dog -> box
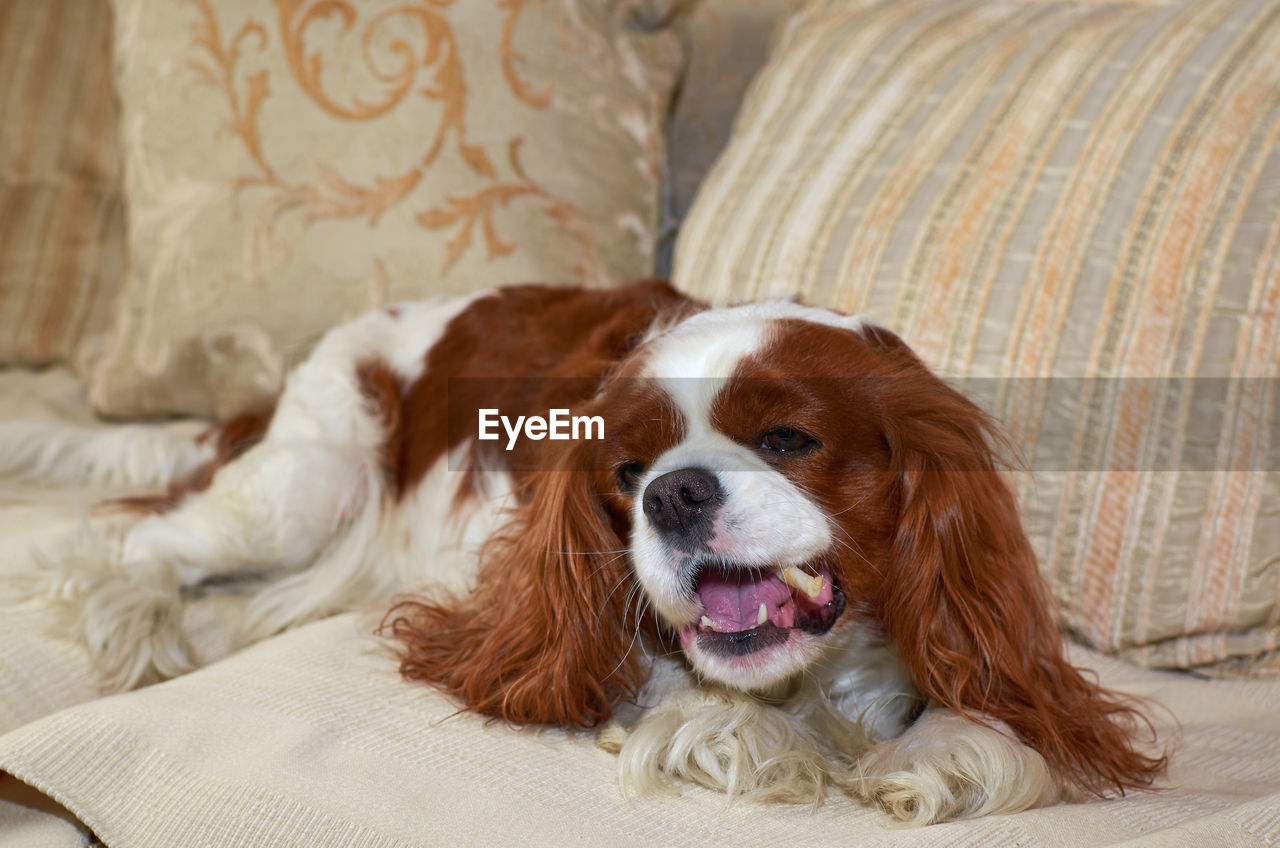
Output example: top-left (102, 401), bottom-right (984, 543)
top-left (1, 280), bottom-right (1164, 824)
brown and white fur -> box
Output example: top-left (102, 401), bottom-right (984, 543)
top-left (1, 281), bottom-right (1164, 824)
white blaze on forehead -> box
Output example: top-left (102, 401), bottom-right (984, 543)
top-left (642, 312), bottom-right (766, 430)
top-left (641, 299), bottom-right (867, 430)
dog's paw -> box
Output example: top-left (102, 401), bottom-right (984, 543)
top-left (613, 688), bottom-right (839, 806)
top-left (71, 570), bottom-right (196, 691)
top-left (28, 526), bottom-right (197, 692)
top-left (846, 754), bottom-right (984, 825)
top-left (594, 719), bottom-right (630, 755)
top-left (843, 710), bottom-right (1063, 825)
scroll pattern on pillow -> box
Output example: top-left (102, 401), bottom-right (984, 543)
top-left (674, 0), bottom-right (1280, 671)
top-left (94, 0), bottom-right (680, 417)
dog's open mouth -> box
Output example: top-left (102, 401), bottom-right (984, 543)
top-left (682, 562), bottom-right (845, 658)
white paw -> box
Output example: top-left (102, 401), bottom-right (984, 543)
top-left (29, 526), bottom-right (196, 692)
top-left (847, 755), bottom-right (984, 824)
top-left (609, 685), bottom-right (877, 806)
top-left (844, 710), bottom-right (1062, 825)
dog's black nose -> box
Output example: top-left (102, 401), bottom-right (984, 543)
top-left (643, 467), bottom-right (723, 546)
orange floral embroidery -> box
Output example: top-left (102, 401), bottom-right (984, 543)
top-left (416, 138), bottom-right (593, 272)
top-left (186, 7), bottom-right (276, 187)
top-left (499, 0), bottom-right (552, 108)
top-left (186, 0), bottom-right (589, 272)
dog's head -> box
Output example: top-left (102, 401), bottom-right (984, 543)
top-left (599, 303), bottom-right (901, 691)
top-left (388, 301), bottom-right (1162, 796)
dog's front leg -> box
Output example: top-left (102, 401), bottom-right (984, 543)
top-left (599, 661), bottom-right (875, 805)
top-left (844, 707), bottom-right (1069, 825)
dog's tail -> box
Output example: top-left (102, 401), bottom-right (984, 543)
top-left (0, 419), bottom-right (212, 489)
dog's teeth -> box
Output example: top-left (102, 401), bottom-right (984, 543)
top-left (758, 603), bottom-right (767, 626)
top-left (780, 565), bottom-right (824, 599)
top-left (809, 575), bottom-right (824, 598)
top-left (700, 615), bottom-right (715, 630)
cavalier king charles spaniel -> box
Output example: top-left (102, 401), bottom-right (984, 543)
top-left (3, 280), bottom-right (1164, 824)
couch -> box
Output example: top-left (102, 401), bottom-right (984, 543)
top-left (1, 1), bottom-right (1278, 845)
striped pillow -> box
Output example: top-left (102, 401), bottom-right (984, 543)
top-left (0, 0), bottom-right (124, 365)
top-left (673, 0), bottom-right (1280, 671)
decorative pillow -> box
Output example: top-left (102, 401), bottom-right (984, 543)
top-left (92, 0), bottom-right (680, 418)
top-left (0, 0), bottom-right (124, 365)
top-left (673, 0), bottom-right (1280, 671)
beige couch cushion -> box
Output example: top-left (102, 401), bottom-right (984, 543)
top-left (673, 0), bottom-right (1280, 672)
top-left (90, 0), bottom-right (681, 417)
top-left (0, 0), bottom-right (124, 365)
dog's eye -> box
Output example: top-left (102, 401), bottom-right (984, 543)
top-left (760, 427), bottom-right (816, 455)
top-left (616, 461), bottom-right (646, 493)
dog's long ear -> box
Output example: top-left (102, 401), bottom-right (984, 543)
top-left (384, 447), bottom-right (644, 727)
top-left (878, 372), bottom-right (1165, 796)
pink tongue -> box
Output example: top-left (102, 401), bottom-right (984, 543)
top-left (697, 570), bottom-right (792, 632)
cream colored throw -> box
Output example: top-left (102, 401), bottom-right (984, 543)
top-left (673, 0), bottom-right (1280, 672)
top-left (0, 610), bottom-right (1278, 847)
